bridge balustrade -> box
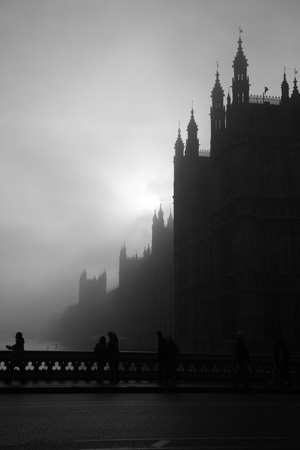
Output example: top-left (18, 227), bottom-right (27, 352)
top-left (0, 351), bottom-right (299, 382)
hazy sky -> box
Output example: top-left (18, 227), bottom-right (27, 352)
top-left (0, 0), bottom-right (299, 331)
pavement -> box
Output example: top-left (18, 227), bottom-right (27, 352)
top-left (1, 378), bottom-right (300, 394)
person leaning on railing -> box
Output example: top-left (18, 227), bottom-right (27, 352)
top-left (5, 332), bottom-right (28, 384)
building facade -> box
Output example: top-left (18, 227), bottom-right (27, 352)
top-left (174, 36), bottom-right (300, 354)
top-left (118, 206), bottom-right (174, 350)
top-left (69, 206), bottom-right (174, 350)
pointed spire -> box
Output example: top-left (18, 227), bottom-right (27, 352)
top-left (281, 67), bottom-right (289, 103)
top-left (185, 108), bottom-right (199, 157)
top-left (80, 269), bottom-right (87, 280)
top-left (120, 243), bottom-right (127, 259)
top-left (291, 68), bottom-right (300, 101)
top-left (187, 107), bottom-right (198, 134)
top-left (187, 107), bottom-right (198, 132)
top-left (227, 87), bottom-right (231, 105)
top-left (214, 62), bottom-right (220, 84)
top-left (211, 62), bottom-right (224, 99)
top-left (167, 210), bottom-right (174, 229)
top-left (211, 64), bottom-right (225, 139)
top-left (233, 29), bottom-right (248, 69)
top-left (158, 204), bottom-right (164, 222)
top-left (174, 124), bottom-right (184, 157)
top-left (232, 29), bottom-right (249, 104)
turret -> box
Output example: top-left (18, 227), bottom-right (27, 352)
top-left (119, 244), bottom-right (127, 264)
top-left (143, 243), bottom-right (151, 258)
top-left (152, 205), bottom-right (166, 255)
top-left (80, 269), bottom-right (87, 281)
top-left (232, 30), bottom-right (250, 104)
top-left (167, 210), bottom-right (174, 231)
top-left (119, 244), bottom-right (127, 288)
top-left (185, 108), bottom-right (199, 158)
top-left (281, 69), bottom-right (289, 104)
top-left (291, 69), bottom-right (300, 104)
top-left (227, 88), bottom-right (231, 106)
top-left (157, 204), bottom-right (164, 223)
top-left (174, 126), bottom-right (184, 157)
top-left (210, 64), bottom-right (225, 137)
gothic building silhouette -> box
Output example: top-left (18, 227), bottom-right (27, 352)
top-left (118, 206), bottom-right (173, 349)
top-left (174, 35), bottom-right (300, 353)
top-left (75, 206), bottom-right (173, 350)
top-left (58, 34), bottom-right (300, 355)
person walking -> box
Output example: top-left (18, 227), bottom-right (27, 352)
top-left (166, 336), bottom-right (179, 382)
top-left (233, 331), bottom-right (250, 387)
top-left (157, 331), bottom-right (168, 383)
top-left (279, 340), bottom-right (292, 386)
top-left (94, 336), bottom-right (107, 383)
top-left (270, 340), bottom-right (280, 384)
top-left (107, 331), bottom-right (120, 384)
top-left (5, 332), bottom-right (28, 384)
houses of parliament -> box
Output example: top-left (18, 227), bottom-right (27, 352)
top-left (59, 35), bottom-right (300, 354)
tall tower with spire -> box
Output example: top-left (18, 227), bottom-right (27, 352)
top-left (291, 69), bottom-right (300, 103)
top-left (174, 126), bottom-right (184, 158)
top-left (173, 31), bottom-right (300, 354)
top-left (152, 205), bottom-right (173, 257)
top-left (173, 107), bottom-right (210, 351)
top-left (185, 108), bottom-right (199, 158)
top-left (117, 204), bottom-right (174, 350)
top-left (281, 69), bottom-right (289, 104)
top-left (210, 63), bottom-right (225, 155)
top-left (232, 30), bottom-right (249, 105)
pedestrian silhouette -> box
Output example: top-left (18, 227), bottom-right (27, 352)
top-left (166, 336), bottom-right (179, 383)
top-left (233, 331), bottom-right (250, 387)
top-left (157, 331), bottom-right (168, 383)
top-left (107, 331), bottom-right (119, 384)
top-left (5, 332), bottom-right (28, 384)
top-left (279, 340), bottom-right (292, 386)
top-left (94, 336), bottom-right (107, 383)
top-left (270, 340), bottom-right (280, 384)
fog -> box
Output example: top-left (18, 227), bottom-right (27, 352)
top-left (0, 0), bottom-right (299, 333)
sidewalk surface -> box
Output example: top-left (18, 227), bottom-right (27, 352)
top-left (1, 379), bottom-right (299, 394)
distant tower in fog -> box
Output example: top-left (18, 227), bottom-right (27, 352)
top-left (118, 206), bottom-right (174, 349)
top-left (79, 269), bottom-right (106, 306)
top-left (152, 205), bottom-right (173, 257)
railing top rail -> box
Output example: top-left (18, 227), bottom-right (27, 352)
top-left (2, 350), bottom-right (300, 361)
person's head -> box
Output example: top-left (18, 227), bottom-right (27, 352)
top-left (99, 336), bottom-right (106, 344)
top-left (108, 331), bottom-right (118, 342)
top-left (157, 331), bottom-right (162, 338)
top-left (15, 332), bottom-right (23, 340)
top-left (236, 331), bottom-right (244, 341)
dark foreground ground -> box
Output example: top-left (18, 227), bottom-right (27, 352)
top-left (1, 381), bottom-right (300, 450)
top-left (0, 377), bottom-right (299, 393)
